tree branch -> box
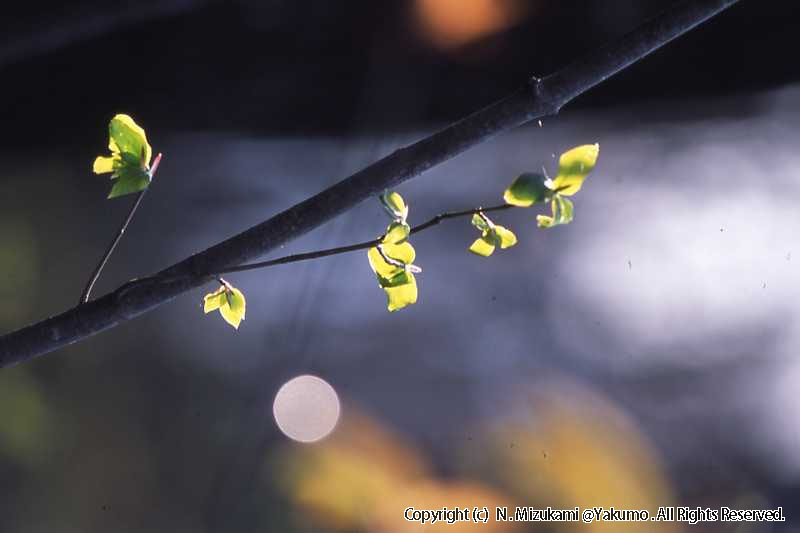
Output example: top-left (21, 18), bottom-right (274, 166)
top-left (0, 0), bottom-right (740, 368)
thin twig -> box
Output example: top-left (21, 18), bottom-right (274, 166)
top-left (0, 0), bottom-right (741, 368)
top-left (79, 153), bottom-right (163, 303)
top-left (205, 203), bottom-right (513, 276)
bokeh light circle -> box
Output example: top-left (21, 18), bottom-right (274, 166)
top-left (273, 375), bottom-right (340, 443)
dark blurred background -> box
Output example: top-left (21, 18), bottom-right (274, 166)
top-left (1, 1), bottom-right (799, 532)
top-left (2, 0), bottom-right (799, 143)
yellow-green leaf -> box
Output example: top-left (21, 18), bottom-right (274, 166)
top-left (382, 222), bottom-right (410, 244)
top-left (503, 173), bottom-right (550, 207)
top-left (495, 225), bottom-right (517, 248)
top-left (468, 212), bottom-right (516, 256)
top-left (203, 283), bottom-right (246, 329)
top-left (367, 242), bottom-right (416, 279)
top-left (537, 196), bottom-right (574, 228)
top-left (471, 213), bottom-right (491, 231)
top-left (550, 144), bottom-right (599, 196)
top-left (107, 166), bottom-right (151, 198)
top-left (93, 114), bottom-right (155, 198)
top-left (559, 196), bottom-right (574, 223)
top-left (469, 235), bottom-right (496, 257)
top-left (380, 271), bottom-right (417, 312)
top-left (203, 288), bottom-right (226, 313)
top-left (219, 288), bottom-right (246, 329)
top-left (92, 156), bottom-right (116, 174)
top-left (379, 191), bottom-right (408, 221)
top-left (109, 114), bottom-right (152, 168)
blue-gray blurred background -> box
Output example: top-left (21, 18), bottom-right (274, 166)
top-left (1, 1), bottom-right (799, 532)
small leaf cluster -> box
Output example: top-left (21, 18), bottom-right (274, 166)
top-left (203, 279), bottom-right (247, 329)
top-left (364, 144), bottom-right (599, 312)
top-left (468, 212), bottom-right (517, 257)
top-left (367, 192), bottom-right (421, 312)
top-left (91, 114), bottom-right (254, 331)
top-left (503, 144), bottom-right (599, 227)
top-left (93, 114), bottom-right (153, 198)
top-left (188, 143), bottom-right (599, 325)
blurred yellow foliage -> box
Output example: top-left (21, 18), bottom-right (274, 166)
top-left (0, 220), bottom-right (39, 325)
top-left (275, 412), bottom-right (520, 532)
top-left (0, 367), bottom-right (52, 466)
top-left (482, 382), bottom-right (679, 533)
top-left (274, 381), bottom-right (679, 533)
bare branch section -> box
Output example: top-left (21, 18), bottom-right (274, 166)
top-left (0, 0), bottom-right (740, 368)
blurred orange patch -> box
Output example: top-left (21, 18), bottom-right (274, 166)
top-left (274, 411), bottom-right (521, 532)
top-left (414, 0), bottom-right (529, 50)
top-left (273, 382), bottom-right (679, 533)
top-left (480, 381), bottom-right (680, 532)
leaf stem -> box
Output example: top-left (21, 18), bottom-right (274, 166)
top-left (79, 153), bottom-right (163, 303)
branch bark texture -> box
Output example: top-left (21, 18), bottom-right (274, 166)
top-left (0, 0), bottom-right (740, 368)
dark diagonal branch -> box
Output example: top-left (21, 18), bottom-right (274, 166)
top-left (0, 0), bottom-right (740, 368)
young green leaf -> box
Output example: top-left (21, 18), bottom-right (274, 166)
top-left (468, 212), bottom-right (517, 257)
top-left (382, 221), bottom-right (410, 244)
top-left (368, 246), bottom-right (420, 311)
top-left (221, 288), bottom-right (247, 329)
top-left (379, 191), bottom-right (409, 222)
top-left (368, 242), bottom-right (417, 279)
top-left (537, 196), bottom-right (574, 228)
top-left (550, 143), bottom-right (599, 196)
top-left (203, 289), bottom-right (226, 313)
top-left (203, 281), bottom-right (247, 329)
top-left (93, 114), bottom-right (153, 199)
top-left (108, 165), bottom-right (152, 198)
top-left (469, 235), bottom-right (498, 257)
top-left (378, 271), bottom-right (418, 312)
top-left (471, 213), bottom-right (491, 232)
top-left (503, 173), bottom-right (550, 207)
top-left (369, 192), bottom-right (420, 311)
top-left (494, 225), bottom-right (518, 248)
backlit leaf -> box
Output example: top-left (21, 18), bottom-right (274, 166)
top-left (109, 114), bottom-right (152, 167)
top-left (471, 213), bottom-right (490, 232)
top-left (495, 225), bottom-right (517, 248)
top-left (220, 288), bottom-right (246, 329)
top-left (469, 235), bottom-right (496, 257)
top-left (107, 166), bottom-right (151, 198)
top-left (203, 288), bottom-right (226, 313)
top-left (503, 173), bottom-right (550, 207)
top-left (382, 222), bottom-right (410, 244)
top-left (93, 114), bottom-right (154, 198)
top-left (92, 156), bottom-right (116, 174)
top-left (203, 282), bottom-right (246, 329)
top-left (559, 196), bottom-right (574, 223)
top-left (367, 242), bottom-right (416, 280)
top-left (468, 212), bottom-right (517, 256)
top-left (381, 271), bottom-right (418, 312)
top-left (379, 191), bottom-right (408, 222)
top-left (537, 196), bottom-right (574, 228)
top-left (550, 144), bottom-right (599, 196)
